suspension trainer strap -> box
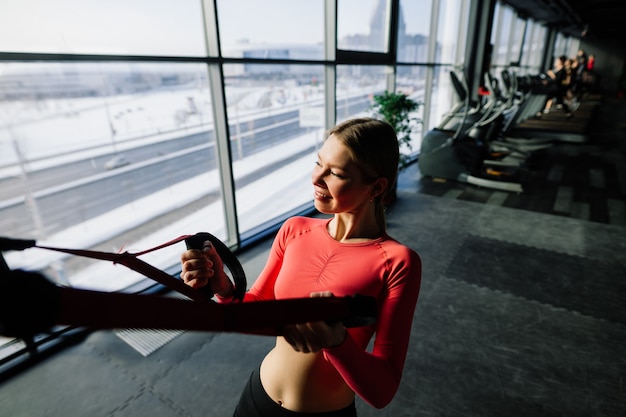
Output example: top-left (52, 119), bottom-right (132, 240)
top-left (27, 233), bottom-right (247, 303)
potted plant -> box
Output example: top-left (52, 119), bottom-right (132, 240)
top-left (371, 90), bottom-right (422, 169)
top-left (370, 90), bottom-right (422, 203)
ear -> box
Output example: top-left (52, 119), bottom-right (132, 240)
top-left (370, 177), bottom-right (389, 198)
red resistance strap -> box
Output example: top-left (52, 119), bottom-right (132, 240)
top-left (37, 235), bottom-right (209, 301)
top-left (35, 232), bottom-right (248, 302)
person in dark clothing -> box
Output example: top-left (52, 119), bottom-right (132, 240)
top-left (573, 49), bottom-right (588, 96)
top-left (538, 55), bottom-right (572, 118)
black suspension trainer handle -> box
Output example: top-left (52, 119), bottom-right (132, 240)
top-left (184, 232), bottom-right (247, 302)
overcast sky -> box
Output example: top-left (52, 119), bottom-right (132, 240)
top-left (0, 0), bottom-right (432, 55)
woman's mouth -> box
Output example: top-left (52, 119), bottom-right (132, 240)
top-left (314, 191), bottom-right (331, 200)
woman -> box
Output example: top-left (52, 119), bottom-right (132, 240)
top-left (181, 118), bottom-right (422, 416)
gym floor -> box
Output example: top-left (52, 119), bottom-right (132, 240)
top-left (0, 98), bottom-right (624, 416)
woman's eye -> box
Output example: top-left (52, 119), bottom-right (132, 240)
top-left (315, 161), bottom-right (345, 179)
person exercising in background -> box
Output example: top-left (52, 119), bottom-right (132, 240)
top-left (573, 49), bottom-right (588, 98)
top-left (539, 55), bottom-right (573, 118)
top-left (181, 118), bottom-right (422, 416)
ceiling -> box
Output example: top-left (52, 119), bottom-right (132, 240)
top-left (501, 0), bottom-right (626, 48)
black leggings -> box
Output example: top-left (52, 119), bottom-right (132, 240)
top-left (233, 367), bottom-right (357, 417)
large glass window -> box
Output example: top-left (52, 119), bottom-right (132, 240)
top-left (566, 38), bottom-right (581, 60)
top-left (491, 2), bottom-right (515, 67)
top-left (222, 64), bottom-right (325, 237)
top-left (217, 0), bottom-right (325, 59)
top-left (554, 33), bottom-right (570, 58)
top-left (508, 16), bottom-right (526, 65)
top-left (426, 0), bottom-right (470, 130)
top-left (0, 0), bottom-right (540, 295)
top-left (396, 66), bottom-right (426, 153)
top-left (1, 62), bottom-right (220, 291)
top-left (427, 65), bottom-right (459, 130)
top-left (397, 0), bottom-right (432, 63)
top-left (0, 0), bottom-right (206, 56)
top-left (336, 65), bottom-right (388, 123)
top-left (520, 20), bottom-right (546, 74)
top-left (435, 0), bottom-right (468, 64)
top-left (338, 0), bottom-right (390, 53)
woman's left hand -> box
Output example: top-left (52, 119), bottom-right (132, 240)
top-left (282, 291), bottom-right (347, 353)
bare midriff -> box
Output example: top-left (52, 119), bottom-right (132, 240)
top-left (259, 337), bottom-right (355, 412)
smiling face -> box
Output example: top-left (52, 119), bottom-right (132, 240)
top-left (312, 134), bottom-right (376, 215)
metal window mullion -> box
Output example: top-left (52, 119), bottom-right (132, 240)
top-left (541, 28), bottom-right (557, 71)
top-left (421, 0), bottom-right (440, 133)
top-left (386, 0), bottom-right (397, 93)
top-left (388, 0), bottom-right (399, 62)
top-left (464, 0), bottom-right (496, 104)
top-left (388, 0), bottom-right (399, 93)
top-left (324, 0), bottom-right (336, 62)
top-left (325, 0), bottom-right (337, 129)
top-left (202, 0), bottom-right (238, 248)
top-left (201, 0), bottom-right (220, 57)
top-left (207, 64), bottom-right (238, 248)
top-left (325, 65), bottom-right (337, 130)
top-left (386, 64), bottom-right (395, 94)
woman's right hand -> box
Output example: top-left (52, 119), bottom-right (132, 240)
top-left (180, 241), bottom-right (233, 297)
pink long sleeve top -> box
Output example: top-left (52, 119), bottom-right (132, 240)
top-left (236, 216), bottom-right (421, 408)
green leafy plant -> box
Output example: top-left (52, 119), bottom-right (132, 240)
top-left (371, 91), bottom-right (422, 170)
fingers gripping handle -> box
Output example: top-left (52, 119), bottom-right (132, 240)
top-left (184, 233), bottom-right (246, 302)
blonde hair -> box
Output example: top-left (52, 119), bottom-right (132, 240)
top-left (326, 118), bottom-right (399, 230)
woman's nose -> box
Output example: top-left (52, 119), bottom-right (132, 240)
top-left (311, 167), bottom-right (326, 185)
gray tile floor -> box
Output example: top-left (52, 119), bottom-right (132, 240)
top-left (1, 100), bottom-right (625, 416)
